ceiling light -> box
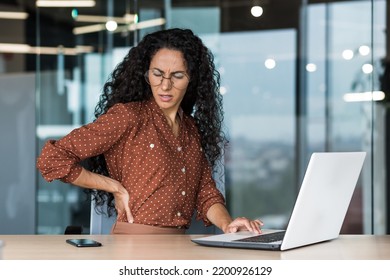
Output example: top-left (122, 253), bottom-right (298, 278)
top-left (36, 1), bottom-right (96, 8)
top-left (0, 11), bottom-right (29, 20)
top-left (105, 20), bottom-right (118, 32)
top-left (306, 63), bottom-right (317, 72)
top-left (359, 45), bottom-right (370, 56)
top-left (120, 18), bottom-right (166, 32)
top-left (73, 23), bottom-right (105, 35)
top-left (342, 49), bottom-right (354, 60)
top-left (74, 17), bottom-right (165, 35)
top-left (343, 91), bottom-right (385, 102)
top-left (251, 6), bottom-right (263, 17)
top-left (219, 86), bottom-right (228, 95)
top-left (125, 13), bottom-right (136, 23)
top-left (362, 63), bottom-right (373, 74)
top-left (0, 43), bottom-right (93, 55)
top-left (264, 58), bottom-right (276, 69)
top-left (71, 13), bottom-right (140, 35)
top-left (0, 43), bottom-right (31, 53)
top-left (74, 14), bottom-right (135, 24)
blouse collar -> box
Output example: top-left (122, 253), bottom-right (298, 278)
top-left (145, 98), bottom-right (184, 121)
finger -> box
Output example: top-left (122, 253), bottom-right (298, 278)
top-left (226, 225), bottom-right (238, 233)
top-left (252, 219), bottom-right (263, 228)
top-left (237, 218), bottom-right (262, 233)
top-left (245, 221), bottom-right (255, 232)
top-left (125, 207), bottom-right (134, 223)
top-left (250, 221), bottom-right (262, 234)
top-left (116, 208), bottom-right (125, 218)
top-left (238, 218), bottom-right (256, 232)
top-left (226, 218), bottom-right (249, 233)
top-left (255, 219), bottom-right (264, 226)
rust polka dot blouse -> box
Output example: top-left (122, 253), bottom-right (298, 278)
top-left (37, 99), bottom-right (225, 228)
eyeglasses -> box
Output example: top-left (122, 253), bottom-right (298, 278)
top-left (144, 69), bottom-right (190, 90)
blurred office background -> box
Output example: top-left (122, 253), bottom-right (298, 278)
top-left (0, 0), bottom-right (388, 235)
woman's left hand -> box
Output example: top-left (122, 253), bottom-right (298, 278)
top-left (223, 217), bottom-right (263, 234)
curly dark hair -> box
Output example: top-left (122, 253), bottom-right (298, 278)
top-left (86, 28), bottom-right (226, 216)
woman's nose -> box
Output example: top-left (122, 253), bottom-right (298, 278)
top-left (161, 76), bottom-right (173, 90)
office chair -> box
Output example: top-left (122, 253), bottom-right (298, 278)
top-left (89, 199), bottom-right (116, 234)
top-left (64, 225), bottom-right (83, 234)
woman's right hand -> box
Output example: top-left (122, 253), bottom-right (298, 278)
top-left (72, 168), bottom-right (134, 223)
top-left (113, 184), bottom-right (134, 223)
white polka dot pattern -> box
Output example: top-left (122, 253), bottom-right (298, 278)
top-left (37, 99), bottom-right (225, 228)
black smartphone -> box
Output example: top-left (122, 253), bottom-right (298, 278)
top-left (66, 239), bottom-right (102, 248)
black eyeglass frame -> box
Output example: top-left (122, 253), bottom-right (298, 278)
top-left (144, 69), bottom-right (190, 89)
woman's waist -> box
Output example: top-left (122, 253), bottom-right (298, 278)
top-left (111, 221), bottom-right (187, 234)
top-left (118, 215), bottom-right (191, 228)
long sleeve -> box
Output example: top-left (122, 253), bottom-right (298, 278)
top-left (36, 103), bottom-right (134, 183)
top-left (195, 156), bottom-right (226, 226)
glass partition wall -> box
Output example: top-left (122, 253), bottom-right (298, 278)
top-left (304, 0), bottom-right (387, 234)
top-left (25, 0), bottom-right (388, 234)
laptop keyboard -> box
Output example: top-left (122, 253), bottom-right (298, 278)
top-left (235, 231), bottom-right (286, 243)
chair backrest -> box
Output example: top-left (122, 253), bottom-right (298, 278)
top-left (90, 199), bottom-right (116, 234)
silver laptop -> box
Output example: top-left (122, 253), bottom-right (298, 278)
top-left (192, 152), bottom-right (366, 251)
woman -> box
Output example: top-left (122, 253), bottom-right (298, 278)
top-left (37, 28), bottom-right (262, 234)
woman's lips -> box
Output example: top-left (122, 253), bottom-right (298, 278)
top-left (159, 94), bottom-right (173, 102)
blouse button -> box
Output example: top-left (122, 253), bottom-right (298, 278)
top-left (150, 143), bottom-right (155, 149)
top-left (177, 146), bottom-right (182, 152)
top-left (181, 191), bottom-right (186, 196)
top-left (177, 212), bottom-right (182, 217)
top-left (181, 167), bottom-right (186, 173)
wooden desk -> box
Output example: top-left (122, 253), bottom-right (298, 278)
top-left (1, 234), bottom-right (389, 260)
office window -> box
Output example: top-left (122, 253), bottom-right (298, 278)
top-left (305, 0), bottom-right (386, 233)
top-left (219, 30), bottom-right (297, 228)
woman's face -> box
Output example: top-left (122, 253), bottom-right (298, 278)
top-left (146, 48), bottom-right (190, 115)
